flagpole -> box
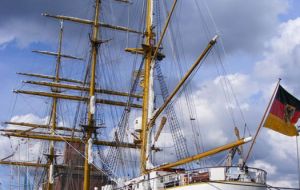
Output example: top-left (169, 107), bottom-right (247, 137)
top-left (296, 136), bottom-right (300, 189)
top-left (244, 79), bottom-right (281, 164)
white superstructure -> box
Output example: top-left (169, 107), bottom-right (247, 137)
top-left (116, 166), bottom-right (267, 190)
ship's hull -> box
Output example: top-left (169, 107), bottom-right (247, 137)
top-left (167, 181), bottom-right (267, 190)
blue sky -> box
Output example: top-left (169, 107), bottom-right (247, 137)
top-left (1, 0), bottom-right (300, 188)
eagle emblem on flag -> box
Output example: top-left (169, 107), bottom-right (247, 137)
top-left (284, 104), bottom-right (296, 124)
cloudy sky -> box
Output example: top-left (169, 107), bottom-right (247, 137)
top-left (1, 0), bottom-right (300, 189)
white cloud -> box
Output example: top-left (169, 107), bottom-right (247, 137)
top-left (267, 130), bottom-right (297, 160)
top-left (0, 136), bottom-right (12, 159)
top-left (251, 160), bottom-right (277, 175)
top-left (0, 31), bottom-right (14, 47)
top-left (0, 114), bottom-right (48, 162)
top-left (254, 17), bottom-right (300, 94)
top-left (213, 73), bottom-right (259, 102)
top-left (189, 97), bottom-right (228, 146)
top-left (8, 113), bottom-right (48, 130)
top-left (0, 0), bottom-right (91, 48)
top-left (174, 0), bottom-right (289, 56)
top-left (0, 19), bottom-right (56, 48)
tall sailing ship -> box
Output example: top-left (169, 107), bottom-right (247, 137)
top-left (1, 0), bottom-right (298, 189)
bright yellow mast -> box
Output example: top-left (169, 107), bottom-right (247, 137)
top-left (137, 0), bottom-right (253, 174)
top-left (0, 0), bottom-right (252, 187)
top-left (84, 0), bottom-right (101, 189)
top-left (46, 20), bottom-right (64, 190)
top-left (1, 1), bottom-right (146, 189)
top-left (140, 0), bottom-right (155, 174)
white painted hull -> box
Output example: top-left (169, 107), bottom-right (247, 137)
top-left (167, 181), bottom-right (267, 190)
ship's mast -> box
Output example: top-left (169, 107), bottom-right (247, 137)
top-left (46, 20), bottom-right (64, 190)
top-left (84, 0), bottom-right (101, 189)
top-left (140, 0), bottom-right (155, 174)
top-left (147, 0), bottom-right (156, 170)
top-left (137, 0), bottom-right (245, 174)
top-left (1, 0), bottom-right (146, 189)
top-left (0, 0), bottom-right (254, 187)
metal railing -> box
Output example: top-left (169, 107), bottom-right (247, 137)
top-left (115, 166), bottom-right (267, 190)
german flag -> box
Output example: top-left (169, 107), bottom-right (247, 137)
top-left (264, 85), bottom-right (300, 136)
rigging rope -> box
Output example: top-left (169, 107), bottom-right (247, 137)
top-left (198, 0), bottom-right (252, 137)
top-left (164, 0), bottom-right (214, 168)
top-left (101, 0), bottom-right (147, 179)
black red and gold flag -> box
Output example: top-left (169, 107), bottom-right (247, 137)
top-left (264, 85), bottom-right (300, 136)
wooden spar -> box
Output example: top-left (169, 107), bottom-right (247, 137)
top-left (84, 0), bottom-right (100, 189)
top-left (125, 47), bottom-right (165, 61)
top-left (13, 90), bottom-right (142, 108)
top-left (154, 117), bottom-right (167, 142)
top-left (234, 127), bottom-right (244, 158)
top-left (4, 121), bottom-right (82, 133)
top-left (46, 20), bottom-right (64, 190)
top-left (2, 132), bottom-right (142, 149)
top-left (125, 48), bottom-right (145, 55)
top-left (114, 0), bottom-right (131, 4)
top-left (148, 35), bottom-right (218, 128)
top-left (139, 0), bottom-right (154, 175)
top-left (0, 160), bottom-right (103, 170)
top-left (42, 13), bottom-right (142, 34)
top-left (149, 137), bottom-right (252, 171)
top-left (0, 129), bottom-right (53, 135)
top-left (0, 160), bottom-right (119, 176)
top-left (32, 50), bottom-right (83, 60)
top-left (17, 72), bottom-right (83, 84)
top-left (0, 160), bottom-right (48, 168)
top-left (23, 80), bottom-right (143, 99)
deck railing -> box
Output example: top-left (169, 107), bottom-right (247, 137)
top-left (115, 166), bottom-right (267, 190)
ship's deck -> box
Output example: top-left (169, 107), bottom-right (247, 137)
top-left (115, 166), bottom-right (267, 190)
